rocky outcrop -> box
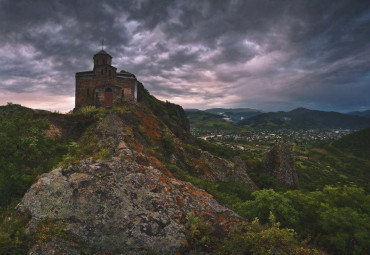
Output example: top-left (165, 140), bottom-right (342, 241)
top-left (18, 158), bottom-right (241, 254)
top-left (137, 82), bottom-right (191, 142)
top-left (194, 151), bottom-right (258, 190)
top-left (262, 143), bottom-right (298, 188)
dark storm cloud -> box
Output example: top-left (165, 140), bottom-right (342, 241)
top-left (0, 0), bottom-right (370, 111)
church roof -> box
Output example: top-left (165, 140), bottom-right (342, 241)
top-left (94, 50), bottom-right (112, 58)
top-left (75, 71), bottom-right (95, 77)
top-left (117, 70), bottom-right (136, 79)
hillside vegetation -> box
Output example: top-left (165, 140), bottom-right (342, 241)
top-left (185, 110), bottom-right (238, 130)
top-left (186, 107), bottom-right (370, 132)
top-left (0, 94), bottom-right (369, 254)
top-left (239, 108), bottom-right (370, 130)
top-left (333, 127), bottom-right (370, 158)
top-left (0, 100), bottom-right (314, 253)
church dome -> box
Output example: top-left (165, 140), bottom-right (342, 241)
top-left (93, 50), bottom-right (112, 67)
top-left (94, 50), bottom-right (112, 58)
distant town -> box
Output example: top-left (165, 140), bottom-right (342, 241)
top-left (192, 128), bottom-right (354, 153)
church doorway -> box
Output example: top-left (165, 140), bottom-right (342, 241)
top-left (104, 88), bottom-right (113, 107)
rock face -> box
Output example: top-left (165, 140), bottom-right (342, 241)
top-left (261, 143), bottom-right (299, 188)
top-left (18, 158), bottom-right (241, 254)
top-left (194, 151), bottom-right (257, 190)
top-left (137, 82), bottom-right (191, 142)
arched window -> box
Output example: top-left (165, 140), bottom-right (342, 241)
top-left (109, 70), bottom-right (111, 76)
top-left (101, 69), bottom-right (103, 75)
top-left (105, 88), bottom-right (112, 92)
top-left (87, 88), bottom-right (89, 96)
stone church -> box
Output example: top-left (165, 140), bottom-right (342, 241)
top-left (75, 50), bottom-right (137, 108)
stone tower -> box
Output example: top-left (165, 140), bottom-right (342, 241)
top-left (75, 50), bottom-right (137, 108)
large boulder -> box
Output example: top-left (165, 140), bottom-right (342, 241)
top-left (194, 151), bottom-right (258, 190)
top-left (261, 143), bottom-right (299, 188)
top-left (18, 158), bottom-right (241, 254)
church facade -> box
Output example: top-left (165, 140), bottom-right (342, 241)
top-left (75, 50), bottom-right (137, 108)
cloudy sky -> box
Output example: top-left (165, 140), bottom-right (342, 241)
top-left (0, 0), bottom-right (369, 112)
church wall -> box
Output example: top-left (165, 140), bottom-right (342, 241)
top-left (75, 76), bottom-right (96, 108)
top-left (75, 74), bottom-right (136, 108)
top-left (116, 77), bottom-right (136, 102)
top-left (94, 86), bottom-right (123, 107)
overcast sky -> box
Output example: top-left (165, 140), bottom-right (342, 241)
top-left (0, 0), bottom-right (369, 112)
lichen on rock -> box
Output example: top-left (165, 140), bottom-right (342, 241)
top-left (18, 158), bottom-right (241, 254)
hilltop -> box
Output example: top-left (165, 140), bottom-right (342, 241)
top-left (0, 86), bottom-right (316, 254)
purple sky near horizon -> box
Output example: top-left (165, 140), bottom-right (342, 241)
top-left (0, 0), bottom-right (369, 113)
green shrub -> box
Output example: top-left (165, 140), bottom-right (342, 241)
top-left (162, 132), bottom-right (174, 158)
top-left (216, 215), bottom-right (316, 255)
top-left (0, 106), bottom-right (69, 207)
top-left (186, 213), bottom-right (215, 252)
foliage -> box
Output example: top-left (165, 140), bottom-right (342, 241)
top-left (185, 110), bottom-right (238, 130)
top-left (195, 138), bottom-right (239, 160)
top-left (235, 189), bottom-right (299, 227)
top-left (302, 144), bottom-right (370, 192)
top-left (74, 105), bottom-right (97, 115)
top-left (162, 132), bottom-right (174, 158)
top-left (72, 105), bottom-right (105, 120)
top-left (216, 215), bottom-right (316, 255)
top-left (235, 185), bottom-right (370, 254)
top-left (0, 205), bottom-right (31, 254)
top-left (0, 206), bottom-right (86, 255)
top-left (185, 213), bottom-right (215, 252)
top-left (0, 105), bottom-right (70, 207)
top-left (184, 212), bottom-right (315, 255)
top-left (332, 127), bottom-right (370, 158)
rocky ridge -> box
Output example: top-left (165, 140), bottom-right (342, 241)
top-left (18, 108), bottom-right (249, 254)
top-left (14, 86), bottom-right (302, 253)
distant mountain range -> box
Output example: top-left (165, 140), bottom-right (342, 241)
top-left (240, 108), bottom-right (370, 129)
top-left (185, 107), bottom-right (370, 130)
top-left (347, 110), bottom-right (370, 118)
top-left (185, 108), bottom-right (263, 123)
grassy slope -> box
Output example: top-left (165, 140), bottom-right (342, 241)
top-left (295, 128), bottom-right (370, 191)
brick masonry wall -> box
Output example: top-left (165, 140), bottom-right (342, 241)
top-left (75, 68), bottom-right (136, 108)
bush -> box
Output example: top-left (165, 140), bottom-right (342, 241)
top-left (0, 106), bottom-right (69, 207)
top-left (186, 213), bottom-right (215, 252)
top-left (235, 185), bottom-right (370, 254)
top-left (162, 132), bottom-right (174, 158)
top-left (216, 215), bottom-right (316, 255)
